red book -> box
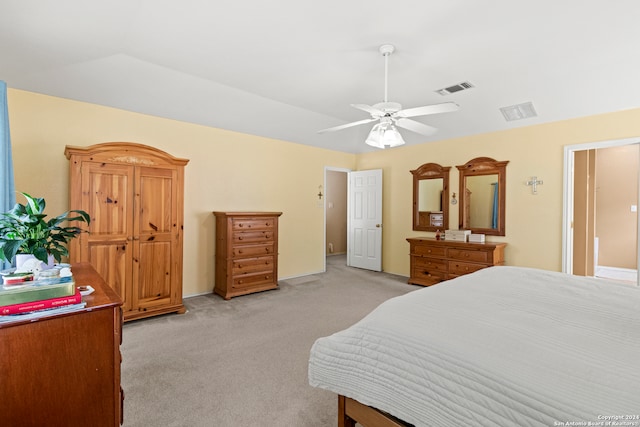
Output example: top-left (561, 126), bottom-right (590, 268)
top-left (0, 289), bottom-right (82, 315)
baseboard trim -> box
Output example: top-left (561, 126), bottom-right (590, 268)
top-left (595, 265), bottom-right (637, 282)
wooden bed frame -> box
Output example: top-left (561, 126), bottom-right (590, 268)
top-left (338, 395), bottom-right (413, 427)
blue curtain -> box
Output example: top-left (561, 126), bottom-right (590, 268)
top-left (491, 182), bottom-right (498, 229)
top-left (1, 81), bottom-right (16, 269)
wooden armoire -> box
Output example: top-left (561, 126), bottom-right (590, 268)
top-left (65, 142), bottom-right (189, 321)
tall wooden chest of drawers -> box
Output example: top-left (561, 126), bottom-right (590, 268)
top-left (407, 237), bottom-right (506, 286)
top-left (213, 212), bottom-right (282, 299)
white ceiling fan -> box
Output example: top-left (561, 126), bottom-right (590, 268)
top-left (318, 44), bottom-right (460, 148)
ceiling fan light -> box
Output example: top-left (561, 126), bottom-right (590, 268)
top-left (365, 123), bottom-right (405, 149)
top-left (384, 125), bottom-right (405, 147)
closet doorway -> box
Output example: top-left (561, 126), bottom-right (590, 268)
top-left (563, 138), bottom-right (639, 285)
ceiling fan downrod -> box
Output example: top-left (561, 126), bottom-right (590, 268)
top-left (379, 44), bottom-right (395, 104)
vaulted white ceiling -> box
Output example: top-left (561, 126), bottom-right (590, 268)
top-left (2, 1), bottom-right (639, 153)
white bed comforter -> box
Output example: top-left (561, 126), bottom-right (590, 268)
top-left (308, 266), bottom-right (640, 427)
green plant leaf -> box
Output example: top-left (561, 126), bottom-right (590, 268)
top-left (0, 191), bottom-right (90, 264)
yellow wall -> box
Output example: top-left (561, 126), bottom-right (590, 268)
top-left (8, 88), bottom-right (640, 296)
top-left (7, 89), bottom-right (355, 296)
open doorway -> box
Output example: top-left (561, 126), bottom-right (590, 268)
top-left (563, 138), bottom-right (640, 285)
top-left (324, 168), bottom-right (349, 271)
top-left (323, 166), bottom-right (384, 273)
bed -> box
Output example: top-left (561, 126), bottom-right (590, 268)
top-left (308, 266), bottom-right (640, 427)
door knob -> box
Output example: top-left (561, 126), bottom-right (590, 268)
top-left (376, 224), bottom-right (382, 228)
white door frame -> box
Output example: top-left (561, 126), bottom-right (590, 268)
top-left (323, 166), bottom-right (351, 273)
top-left (562, 137), bottom-right (640, 284)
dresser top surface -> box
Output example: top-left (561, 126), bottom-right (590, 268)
top-left (407, 237), bottom-right (507, 249)
top-left (213, 211), bottom-right (282, 217)
top-left (0, 263), bottom-right (122, 329)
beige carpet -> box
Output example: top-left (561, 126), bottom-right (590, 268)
top-left (121, 255), bottom-right (418, 426)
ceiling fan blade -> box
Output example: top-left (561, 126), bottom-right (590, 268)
top-left (395, 102), bottom-right (460, 118)
top-left (317, 117), bottom-right (377, 134)
top-left (351, 104), bottom-right (385, 117)
top-left (395, 118), bottom-right (438, 136)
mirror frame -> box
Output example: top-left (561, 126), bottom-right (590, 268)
top-left (457, 157), bottom-right (509, 236)
top-left (411, 162), bottom-right (451, 232)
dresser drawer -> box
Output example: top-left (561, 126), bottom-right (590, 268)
top-left (232, 243), bottom-right (274, 258)
top-left (411, 245), bottom-right (446, 258)
top-left (410, 268), bottom-right (445, 286)
top-left (232, 256), bottom-right (274, 275)
top-left (233, 273), bottom-right (275, 290)
top-left (232, 217), bottom-right (275, 231)
top-left (448, 249), bottom-right (489, 263)
top-left (234, 230), bottom-right (274, 244)
top-left (413, 256), bottom-right (447, 273)
top-left (448, 261), bottom-right (487, 276)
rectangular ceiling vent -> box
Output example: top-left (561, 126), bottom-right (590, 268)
top-left (500, 102), bottom-right (538, 121)
top-left (435, 81), bottom-right (474, 96)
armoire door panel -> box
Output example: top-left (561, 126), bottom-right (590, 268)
top-left (133, 241), bottom-right (172, 309)
top-left (89, 243), bottom-right (132, 312)
top-left (136, 167), bottom-right (176, 235)
top-left (80, 162), bottom-right (135, 313)
top-left (82, 162), bottom-right (134, 237)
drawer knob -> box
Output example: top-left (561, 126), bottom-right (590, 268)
top-left (238, 236), bottom-right (243, 240)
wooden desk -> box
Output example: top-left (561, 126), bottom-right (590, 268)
top-left (0, 263), bottom-right (124, 427)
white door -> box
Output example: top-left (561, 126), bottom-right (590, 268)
top-left (347, 169), bottom-right (383, 271)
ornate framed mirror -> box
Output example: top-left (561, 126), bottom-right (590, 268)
top-left (411, 163), bottom-right (450, 231)
top-left (457, 157), bottom-right (509, 236)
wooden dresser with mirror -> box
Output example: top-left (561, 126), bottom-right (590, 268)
top-left (408, 158), bottom-right (508, 286)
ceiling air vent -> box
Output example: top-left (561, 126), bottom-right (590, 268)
top-left (499, 102), bottom-right (538, 121)
top-left (435, 81), bottom-right (474, 96)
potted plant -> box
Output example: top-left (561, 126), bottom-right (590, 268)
top-left (0, 192), bottom-right (90, 268)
